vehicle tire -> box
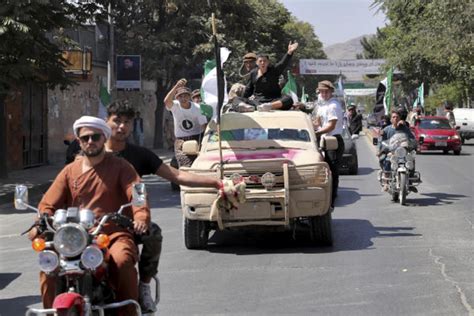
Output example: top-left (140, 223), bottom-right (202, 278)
top-left (183, 216), bottom-right (209, 249)
top-left (399, 173), bottom-right (407, 206)
top-left (349, 155), bottom-right (358, 175)
top-left (309, 212), bottom-right (333, 246)
top-left (170, 156), bottom-right (180, 191)
top-left (443, 149), bottom-right (449, 154)
top-left (453, 149), bottom-right (461, 155)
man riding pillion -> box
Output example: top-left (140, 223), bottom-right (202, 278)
top-left (103, 101), bottom-right (222, 313)
top-left (29, 116), bottom-right (149, 316)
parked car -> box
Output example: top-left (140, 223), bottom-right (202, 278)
top-left (179, 111), bottom-right (334, 249)
top-left (340, 126), bottom-right (358, 175)
top-left (453, 108), bottom-right (474, 143)
top-left (411, 116), bottom-right (462, 155)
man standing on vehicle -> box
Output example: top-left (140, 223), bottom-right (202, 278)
top-left (104, 100), bottom-right (222, 313)
top-left (164, 79), bottom-right (208, 168)
top-left (313, 80), bottom-right (345, 208)
top-left (30, 116), bottom-right (149, 316)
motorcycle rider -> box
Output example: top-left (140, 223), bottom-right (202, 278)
top-left (29, 116), bottom-right (149, 316)
top-left (378, 110), bottom-right (417, 191)
top-left (104, 100), bottom-right (223, 313)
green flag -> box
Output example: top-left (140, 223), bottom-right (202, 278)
top-left (383, 67), bottom-right (393, 114)
top-left (281, 71), bottom-right (298, 103)
top-left (98, 80), bottom-right (110, 119)
top-left (199, 59), bottom-right (216, 120)
top-left (301, 86), bottom-right (308, 103)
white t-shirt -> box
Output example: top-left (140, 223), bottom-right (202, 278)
top-left (316, 97), bottom-right (344, 136)
top-left (167, 100), bottom-right (208, 138)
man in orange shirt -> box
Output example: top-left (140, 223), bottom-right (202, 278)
top-left (30, 116), bottom-right (149, 316)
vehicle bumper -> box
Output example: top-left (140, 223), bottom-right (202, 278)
top-left (419, 139), bottom-right (461, 151)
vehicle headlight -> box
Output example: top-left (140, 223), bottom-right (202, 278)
top-left (391, 162), bottom-right (398, 171)
top-left (394, 147), bottom-right (407, 158)
top-left (81, 246), bottom-right (103, 270)
top-left (261, 172), bottom-right (276, 190)
top-left (54, 223), bottom-right (88, 257)
top-left (38, 250), bottom-right (59, 273)
top-left (449, 135), bottom-right (460, 140)
top-left (405, 160), bottom-right (415, 170)
top-left (390, 154), bottom-right (398, 163)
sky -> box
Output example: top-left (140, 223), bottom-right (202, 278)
top-left (279, 0), bottom-right (387, 47)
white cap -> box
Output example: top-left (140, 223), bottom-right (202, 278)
top-left (73, 116), bottom-right (112, 139)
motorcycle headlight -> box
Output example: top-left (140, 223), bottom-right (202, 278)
top-left (394, 147), bottom-right (407, 158)
top-left (390, 154), bottom-right (398, 163)
top-left (81, 246), bottom-right (103, 270)
top-left (54, 223), bottom-right (88, 257)
top-left (38, 250), bottom-right (59, 273)
top-left (405, 160), bottom-right (415, 170)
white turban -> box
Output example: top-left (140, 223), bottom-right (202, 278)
top-left (73, 116), bottom-right (112, 139)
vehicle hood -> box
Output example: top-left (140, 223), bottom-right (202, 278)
top-left (193, 148), bottom-right (323, 169)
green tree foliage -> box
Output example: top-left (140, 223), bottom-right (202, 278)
top-left (371, 0), bottom-right (473, 105)
top-left (0, 0), bottom-right (108, 95)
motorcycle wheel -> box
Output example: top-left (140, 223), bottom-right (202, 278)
top-left (57, 306), bottom-right (80, 316)
top-left (399, 173), bottom-right (407, 205)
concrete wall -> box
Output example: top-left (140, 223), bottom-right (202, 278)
top-left (47, 67), bottom-right (157, 164)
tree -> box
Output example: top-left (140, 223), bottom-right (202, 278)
top-left (371, 0), bottom-right (473, 106)
top-left (113, 0), bottom-right (326, 147)
top-left (0, 0), bottom-right (108, 177)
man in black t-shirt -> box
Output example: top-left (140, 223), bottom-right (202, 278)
top-left (104, 101), bottom-right (221, 313)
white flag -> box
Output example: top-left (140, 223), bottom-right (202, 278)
top-left (202, 47), bottom-right (231, 121)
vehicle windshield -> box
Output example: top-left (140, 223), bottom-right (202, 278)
top-left (208, 128), bottom-right (311, 143)
top-left (418, 119), bottom-right (452, 130)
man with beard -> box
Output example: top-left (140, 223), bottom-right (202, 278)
top-left (104, 101), bottom-right (222, 313)
top-left (30, 116), bottom-right (149, 316)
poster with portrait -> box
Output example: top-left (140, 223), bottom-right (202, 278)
top-left (116, 55), bottom-right (141, 91)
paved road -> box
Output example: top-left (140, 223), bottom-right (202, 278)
top-left (0, 137), bottom-right (473, 315)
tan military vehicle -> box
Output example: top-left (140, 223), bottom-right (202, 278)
top-left (180, 111), bottom-right (334, 249)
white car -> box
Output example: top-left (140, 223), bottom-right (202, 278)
top-left (180, 111), bottom-right (334, 249)
top-left (453, 108), bottom-right (474, 143)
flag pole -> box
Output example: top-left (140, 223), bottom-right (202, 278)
top-left (211, 13), bottom-right (225, 180)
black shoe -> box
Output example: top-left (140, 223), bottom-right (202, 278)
top-left (409, 186), bottom-right (418, 193)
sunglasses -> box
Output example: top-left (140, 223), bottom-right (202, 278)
top-left (79, 133), bottom-right (102, 142)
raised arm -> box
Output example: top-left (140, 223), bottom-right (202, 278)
top-left (274, 41), bottom-right (298, 74)
top-left (164, 78), bottom-right (187, 110)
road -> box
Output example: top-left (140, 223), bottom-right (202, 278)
top-left (0, 136), bottom-right (473, 316)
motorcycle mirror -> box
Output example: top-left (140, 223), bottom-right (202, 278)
top-left (372, 137), bottom-right (378, 146)
top-left (14, 185), bottom-right (29, 210)
top-left (132, 183), bottom-right (147, 207)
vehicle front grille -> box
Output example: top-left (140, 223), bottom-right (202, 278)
top-left (432, 135), bottom-right (448, 140)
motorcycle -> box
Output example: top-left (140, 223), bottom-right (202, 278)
top-left (374, 133), bottom-right (422, 205)
top-left (14, 183), bottom-right (158, 315)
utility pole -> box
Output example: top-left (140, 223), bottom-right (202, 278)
top-left (107, 2), bottom-right (114, 94)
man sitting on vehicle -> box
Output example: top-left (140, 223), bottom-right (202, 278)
top-left (30, 116), bottom-right (149, 316)
top-left (239, 41), bottom-right (299, 111)
top-left (346, 103), bottom-right (363, 135)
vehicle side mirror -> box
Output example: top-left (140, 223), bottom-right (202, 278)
top-left (372, 137), bottom-right (378, 146)
top-left (182, 140), bottom-right (199, 156)
top-left (132, 183), bottom-right (147, 207)
top-left (418, 136), bottom-right (424, 145)
top-left (14, 185), bottom-right (29, 210)
top-left (320, 136), bottom-right (338, 151)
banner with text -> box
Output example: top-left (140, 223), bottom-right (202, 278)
top-left (299, 59), bottom-right (387, 76)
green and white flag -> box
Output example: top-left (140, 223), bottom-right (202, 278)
top-left (281, 70), bottom-right (298, 103)
top-left (98, 80), bottom-right (110, 119)
top-left (383, 67), bottom-right (393, 114)
top-left (301, 86), bottom-right (308, 103)
top-left (201, 47), bottom-right (231, 121)
top-left (413, 82), bottom-right (424, 109)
